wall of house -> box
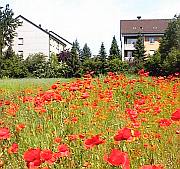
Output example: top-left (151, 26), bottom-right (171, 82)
top-left (144, 39), bottom-right (160, 56)
top-left (13, 17), bottom-right (49, 59)
top-left (49, 38), bottom-right (64, 55)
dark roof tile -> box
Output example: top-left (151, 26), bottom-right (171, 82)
top-left (120, 19), bottom-right (170, 34)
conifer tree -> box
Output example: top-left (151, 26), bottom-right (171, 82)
top-left (99, 42), bottom-right (107, 62)
top-left (81, 43), bottom-right (91, 62)
top-left (69, 42), bottom-right (80, 77)
top-left (98, 42), bottom-right (107, 74)
top-left (109, 36), bottom-right (121, 60)
top-left (133, 34), bottom-right (146, 67)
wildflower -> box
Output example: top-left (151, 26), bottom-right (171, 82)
top-left (23, 148), bottom-right (41, 168)
top-left (84, 135), bottom-right (105, 149)
top-left (158, 119), bottom-right (172, 127)
top-left (81, 92), bottom-right (90, 99)
top-left (16, 123), bottom-right (26, 132)
top-left (40, 149), bottom-right (53, 163)
top-left (8, 143), bottom-right (18, 154)
top-left (140, 164), bottom-right (164, 169)
top-left (57, 144), bottom-right (70, 157)
top-left (51, 84), bottom-right (58, 90)
top-left (0, 128), bottom-right (11, 140)
top-left (171, 108), bottom-right (180, 121)
top-left (104, 149), bottom-right (130, 168)
top-left (71, 117), bottom-right (78, 123)
top-left (114, 128), bottom-right (132, 141)
top-left (54, 137), bottom-right (62, 144)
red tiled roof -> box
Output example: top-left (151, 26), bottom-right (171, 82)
top-left (120, 19), bottom-right (170, 34)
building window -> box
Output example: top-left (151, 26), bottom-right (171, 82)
top-left (18, 51), bottom-right (23, 56)
top-left (149, 50), bottom-right (155, 55)
top-left (149, 37), bottom-right (155, 43)
top-left (18, 38), bottom-right (23, 45)
top-left (126, 38), bottom-right (137, 44)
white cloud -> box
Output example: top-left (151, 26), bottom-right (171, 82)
top-left (1, 0), bottom-right (180, 54)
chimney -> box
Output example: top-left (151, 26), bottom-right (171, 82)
top-left (39, 24), bottom-right (41, 27)
top-left (137, 16), bottom-right (141, 20)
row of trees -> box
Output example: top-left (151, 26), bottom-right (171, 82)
top-left (0, 4), bottom-right (179, 78)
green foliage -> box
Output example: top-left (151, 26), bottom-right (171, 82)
top-left (0, 4), bottom-right (20, 56)
top-left (46, 53), bottom-right (71, 78)
top-left (107, 58), bottom-right (129, 73)
top-left (99, 42), bottom-right (107, 62)
top-left (133, 35), bottom-right (146, 68)
top-left (80, 43), bottom-right (91, 62)
top-left (24, 53), bottom-right (47, 78)
top-left (109, 36), bottom-right (121, 60)
top-left (81, 57), bottom-right (103, 75)
top-left (159, 15), bottom-right (180, 61)
top-left (144, 51), bottom-right (163, 76)
top-left (162, 48), bottom-right (180, 75)
top-left (0, 48), bottom-right (27, 78)
top-left (67, 42), bottom-right (81, 77)
top-left (145, 15), bottom-right (180, 76)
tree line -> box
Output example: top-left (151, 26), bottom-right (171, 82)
top-left (0, 4), bottom-right (179, 78)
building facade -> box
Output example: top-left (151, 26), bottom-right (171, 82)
top-left (120, 18), bottom-right (170, 61)
top-left (13, 15), bottom-right (72, 59)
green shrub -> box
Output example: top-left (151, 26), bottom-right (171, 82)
top-left (107, 58), bottom-right (129, 73)
top-left (24, 53), bottom-right (47, 78)
top-left (0, 50), bottom-right (27, 78)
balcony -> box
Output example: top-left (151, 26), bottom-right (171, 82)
top-left (124, 44), bottom-right (135, 50)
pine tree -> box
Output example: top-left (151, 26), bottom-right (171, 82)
top-left (159, 14), bottom-right (180, 61)
top-left (109, 36), bottom-right (121, 60)
top-left (80, 43), bottom-right (91, 62)
top-left (74, 39), bottom-right (81, 54)
top-left (99, 42), bottom-right (107, 62)
top-left (98, 42), bottom-right (107, 74)
top-left (0, 4), bottom-right (20, 56)
top-left (133, 34), bottom-right (146, 67)
top-left (69, 42), bottom-right (80, 77)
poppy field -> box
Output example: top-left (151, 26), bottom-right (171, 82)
top-left (0, 71), bottom-right (179, 169)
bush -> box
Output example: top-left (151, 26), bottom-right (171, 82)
top-left (0, 50), bottom-right (27, 78)
top-left (107, 58), bottom-right (129, 73)
top-left (162, 48), bottom-right (180, 75)
top-left (24, 53), bottom-right (47, 78)
top-left (144, 52), bottom-right (163, 76)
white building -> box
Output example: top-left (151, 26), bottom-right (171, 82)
top-left (13, 15), bottom-right (72, 59)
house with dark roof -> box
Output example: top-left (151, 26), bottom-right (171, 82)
top-left (13, 15), bottom-right (72, 59)
top-left (120, 17), bottom-right (170, 61)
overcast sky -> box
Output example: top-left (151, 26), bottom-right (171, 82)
top-left (1, 0), bottom-right (180, 55)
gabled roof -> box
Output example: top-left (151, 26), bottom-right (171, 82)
top-left (16, 15), bottom-right (72, 46)
top-left (120, 19), bottom-right (170, 34)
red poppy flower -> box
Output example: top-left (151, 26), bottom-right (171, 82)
top-left (51, 84), bottom-right (58, 90)
top-left (84, 135), bottom-right (105, 149)
top-left (140, 164), bottom-right (164, 169)
top-left (16, 123), bottom-right (26, 132)
top-left (23, 148), bottom-right (41, 168)
top-left (40, 149), bottom-right (53, 162)
top-left (158, 119), bottom-right (172, 127)
top-left (54, 137), bottom-right (62, 144)
top-left (81, 92), bottom-right (89, 99)
top-left (171, 108), bottom-right (180, 121)
top-left (104, 149), bottom-right (130, 169)
top-left (0, 128), bottom-right (10, 140)
top-left (114, 128), bottom-right (132, 141)
top-left (57, 144), bottom-right (70, 157)
top-left (8, 143), bottom-right (18, 154)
